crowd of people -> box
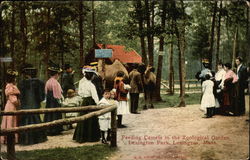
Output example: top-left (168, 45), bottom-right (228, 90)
top-left (0, 61), bottom-right (156, 145)
top-left (196, 57), bottom-right (250, 118)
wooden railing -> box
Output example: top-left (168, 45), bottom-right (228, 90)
top-left (0, 105), bottom-right (117, 160)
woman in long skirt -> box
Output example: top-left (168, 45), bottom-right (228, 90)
top-left (73, 67), bottom-right (100, 143)
top-left (1, 69), bottom-right (20, 144)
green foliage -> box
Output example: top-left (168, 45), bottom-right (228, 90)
top-left (2, 144), bottom-right (116, 160)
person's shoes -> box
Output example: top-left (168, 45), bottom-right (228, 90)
top-left (202, 114), bottom-right (210, 118)
top-left (150, 104), bottom-right (154, 109)
top-left (118, 124), bottom-right (127, 128)
top-left (101, 139), bottom-right (108, 144)
top-left (143, 105), bottom-right (148, 110)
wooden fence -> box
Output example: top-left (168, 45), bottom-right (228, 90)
top-left (0, 105), bottom-right (117, 160)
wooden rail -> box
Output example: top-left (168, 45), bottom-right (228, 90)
top-left (0, 105), bottom-right (117, 160)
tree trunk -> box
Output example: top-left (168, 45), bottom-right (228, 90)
top-left (168, 30), bottom-right (174, 95)
top-left (10, 3), bottom-right (16, 69)
top-left (0, 1), bottom-right (4, 57)
top-left (137, 0), bottom-right (148, 65)
top-left (173, 0), bottom-right (186, 107)
top-left (79, 1), bottom-right (84, 67)
top-left (154, 0), bottom-right (166, 101)
top-left (208, 1), bottom-right (217, 70)
top-left (44, 7), bottom-right (51, 80)
top-left (215, 0), bottom-right (222, 69)
top-left (92, 1), bottom-right (96, 47)
top-left (232, 25), bottom-right (238, 68)
top-left (246, 5), bottom-right (250, 65)
top-left (20, 3), bottom-right (28, 70)
top-left (145, 0), bottom-right (154, 66)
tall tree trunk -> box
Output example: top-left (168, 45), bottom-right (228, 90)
top-left (137, 0), bottom-right (147, 65)
top-left (215, 0), bottom-right (222, 69)
top-left (10, 3), bottom-right (16, 69)
top-left (145, 0), bottom-right (154, 66)
top-left (79, 1), bottom-right (84, 67)
top-left (168, 27), bottom-right (174, 95)
top-left (173, 0), bottom-right (186, 107)
top-left (232, 25), bottom-right (238, 68)
top-left (44, 7), bottom-right (51, 80)
top-left (20, 3), bottom-right (28, 70)
top-left (154, 0), bottom-right (166, 101)
top-left (208, 1), bottom-right (217, 70)
top-left (0, 1), bottom-right (4, 57)
top-left (246, 5), bottom-right (250, 65)
top-left (92, 1), bottom-right (96, 47)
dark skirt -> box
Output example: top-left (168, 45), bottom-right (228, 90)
top-left (19, 114), bottom-right (47, 145)
top-left (44, 91), bottom-right (63, 136)
top-left (73, 97), bottom-right (100, 143)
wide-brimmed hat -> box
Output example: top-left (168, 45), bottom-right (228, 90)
top-left (48, 61), bottom-right (62, 73)
top-left (6, 69), bottom-right (18, 76)
top-left (202, 58), bottom-right (209, 64)
top-left (90, 62), bottom-right (98, 66)
top-left (82, 65), bottom-right (95, 74)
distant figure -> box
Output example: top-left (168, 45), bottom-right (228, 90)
top-left (214, 62), bottom-right (226, 113)
top-left (73, 66), bottom-right (100, 143)
top-left (129, 63), bottom-right (143, 114)
top-left (221, 63), bottom-right (238, 116)
top-left (62, 63), bottom-right (75, 97)
top-left (200, 74), bottom-right (216, 118)
top-left (235, 56), bottom-right (248, 116)
top-left (195, 58), bottom-right (213, 84)
top-left (1, 69), bottom-right (20, 144)
top-left (44, 63), bottom-right (64, 136)
top-left (18, 64), bottom-right (47, 145)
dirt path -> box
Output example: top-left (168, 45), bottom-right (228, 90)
top-left (1, 96), bottom-right (249, 160)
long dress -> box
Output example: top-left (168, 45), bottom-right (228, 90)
top-left (1, 83), bottom-right (20, 144)
top-left (200, 80), bottom-right (216, 113)
top-left (44, 76), bottom-right (63, 136)
top-left (73, 77), bottom-right (100, 143)
top-left (18, 78), bottom-right (47, 145)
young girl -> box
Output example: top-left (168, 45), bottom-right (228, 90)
top-left (200, 74), bottom-right (216, 118)
top-left (1, 69), bottom-right (20, 144)
top-left (113, 71), bottom-right (130, 128)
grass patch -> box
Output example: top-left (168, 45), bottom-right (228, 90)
top-left (138, 93), bottom-right (201, 110)
top-left (1, 144), bottom-right (116, 160)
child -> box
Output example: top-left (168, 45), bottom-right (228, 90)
top-left (98, 90), bottom-right (112, 144)
top-left (200, 74), bottom-right (216, 118)
top-left (62, 89), bottom-right (82, 130)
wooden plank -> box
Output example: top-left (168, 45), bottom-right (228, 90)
top-left (110, 108), bottom-right (117, 147)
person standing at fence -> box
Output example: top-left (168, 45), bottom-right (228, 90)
top-left (235, 56), bottom-right (248, 116)
top-left (73, 66), bottom-right (100, 143)
top-left (44, 63), bottom-right (64, 136)
top-left (129, 63), bottom-right (143, 113)
top-left (113, 71), bottom-right (130, 128)
top-left (97, 89), bottom-right (112, 144)
top-left (62, 63), bottom-right (75, 98)
top-left (1, 69), bottom-right (20, 144)
top-left (18, 64), bottom-right (47, 145)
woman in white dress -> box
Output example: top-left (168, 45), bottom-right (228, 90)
top-left (200, 74), bottom-right (216, 118)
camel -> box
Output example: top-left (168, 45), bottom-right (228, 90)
top-left (97, 59), bottom-right (129, 90)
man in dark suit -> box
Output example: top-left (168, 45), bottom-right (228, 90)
top-left (235, 56), bottom-right (248, 116)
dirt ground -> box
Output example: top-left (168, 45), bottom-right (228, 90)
top-left (1, 96), bottom-right (249, 160)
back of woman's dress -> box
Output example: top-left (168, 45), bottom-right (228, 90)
top-left (1, 83), bottom-right (20, 143)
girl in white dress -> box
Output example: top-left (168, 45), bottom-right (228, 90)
top-left (200, 74), bottom-right (216, 118)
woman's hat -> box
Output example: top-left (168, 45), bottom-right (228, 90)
top-left (48, 61), bottom-right (62, 73)
top-left (6, 69), bottom-right (18, 76)
top-left (82, 65), bottom-right (95, 74)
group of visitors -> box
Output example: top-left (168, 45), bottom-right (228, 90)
top-left (1, 61), bottom-right (156, 145)
top-left (197, 57), bottom-right (249, 118)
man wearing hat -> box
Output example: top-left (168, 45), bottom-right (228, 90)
top-left (195, 58), bottom-right (214, 84)
top-left (44, 63), bottom-right (64, 136)
top-left (62, 63), bottom-right (75, 97)
top-left (18, 63), bottom-right (47, 145)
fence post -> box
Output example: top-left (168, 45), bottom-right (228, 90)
top-left (110, 108), bottom-right (117, 147)
top-left (7, 133), bottom-right (15, 160)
